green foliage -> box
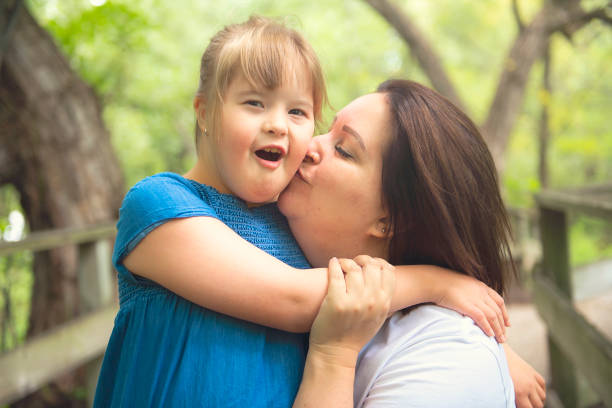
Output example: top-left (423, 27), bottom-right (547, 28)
top-left (570, 217), bottom-right (612, 267)
top-left (25, 0), bottom-right (611, 255)
top-left (0, 186), bottom-right (33, 351)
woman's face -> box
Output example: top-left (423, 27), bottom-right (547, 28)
top-left (277, 92), bottom-right (392, 267)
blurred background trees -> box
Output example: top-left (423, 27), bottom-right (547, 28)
top-left (0, 0), bottom-right (610, 405)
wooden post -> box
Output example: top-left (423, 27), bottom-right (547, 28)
top-left (539, 206), bottom-right (578, 407)
top-left (78, 239), bottom-right (113, 407)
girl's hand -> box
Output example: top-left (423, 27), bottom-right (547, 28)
top-left (308, 257), bottom-right (395, 365)
top-left (435, 272), bottom-right (510, 342)
top-left (505, 345), bottom-right (546, 408)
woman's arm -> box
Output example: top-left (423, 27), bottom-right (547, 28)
top-left (293, 258), bottom-right (394, 407)
top-left (125, 216), bottom-right (509, 336)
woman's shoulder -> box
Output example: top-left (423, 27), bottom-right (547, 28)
top-left (355, 305), bottom-right (514, 407)
top-left (384, 305), bottom-right (500, 349)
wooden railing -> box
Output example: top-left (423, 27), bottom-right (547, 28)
top-left (1, 191), bottom-right (611, 407)
top-left (0, 223), bottom-right (117, 407)
top-left (533, 184), bottom-right (612, 408)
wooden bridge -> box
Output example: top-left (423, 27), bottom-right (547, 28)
top-left (533, 184), bottom-right (612, 407)
top-left (0, 184), bottom-right (610, 407)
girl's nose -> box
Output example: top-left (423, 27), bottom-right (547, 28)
top-left (262, 110), bottom-right (288, 137)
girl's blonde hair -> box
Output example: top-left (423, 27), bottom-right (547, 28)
top-left (194, 16), bottom-right (327, 146)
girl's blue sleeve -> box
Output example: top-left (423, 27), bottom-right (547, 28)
top-left (112, 174), bottom-right (217, 281)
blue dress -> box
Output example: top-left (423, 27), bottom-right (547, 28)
top-left (94, 173), bottom-right (311, 407)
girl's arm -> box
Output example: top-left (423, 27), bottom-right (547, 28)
top-left (125, 216), bottom-right (508, 338)
top-left (503, 343), bottom-right (547, 408)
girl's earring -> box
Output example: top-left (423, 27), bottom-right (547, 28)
top-left (204, 128), bottom-right (208, 137)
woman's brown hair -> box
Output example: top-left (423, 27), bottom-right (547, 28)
top-left (378, 79), bottom-right (516, 294)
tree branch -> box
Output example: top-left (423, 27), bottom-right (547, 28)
top-left (363, 0), bottom-right (467, 112)
top-left (512, 0), bottom-right (525, 32)
top-left (364, 0), bottom-right (608, 172)
top-left (558, 6), bottom-right (612, 38)
top-left (480, 1), bottom-right (603, 171)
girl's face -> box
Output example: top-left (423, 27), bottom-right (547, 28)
top-left (201, 68), bottom-right (315, 204)
top-left (278, 93), bottom-right (392, 267)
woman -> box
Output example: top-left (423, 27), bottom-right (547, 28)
top-left (288, 80), bottom-right (546, 407)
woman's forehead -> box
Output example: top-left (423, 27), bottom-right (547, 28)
top-left (337, 93), bottom-right (390, 141)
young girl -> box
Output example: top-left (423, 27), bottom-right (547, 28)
top-left (94, 17), bottom-right (510, 407)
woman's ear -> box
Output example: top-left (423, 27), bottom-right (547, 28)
top-left (368, 217), bottom-right (392, 239)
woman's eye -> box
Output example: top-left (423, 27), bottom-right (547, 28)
top-left (335, 144), bottom-right (353, 159)
top-left (245, 100), bottom-right (263, 108)
top-left (289, 108), bottom-right (306, 117)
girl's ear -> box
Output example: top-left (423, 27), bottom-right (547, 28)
top-left (193, 97), bottom-right (207, 132)
top-left (368, 217), bottom-right (392, 239)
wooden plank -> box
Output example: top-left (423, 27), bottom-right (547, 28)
top-left (539, 207), bottom-right (571, 296)
top-left (533, 275), bottom-right (612, 406)
top-left (78, 240), bottom-right (113, 313)
top-left (77, 239), bottom-right (114, 406)
top-left (548, 336), bottom-right (578, 407)
top-left (0, 222), bottom-right (116, 257)
top-left (0, 305), bottom-right (118, 405)
top-left (537, 188), bottom-right (612, 220)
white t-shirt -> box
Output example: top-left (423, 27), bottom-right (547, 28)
top-left (354, 305), bottom-right (515, 407)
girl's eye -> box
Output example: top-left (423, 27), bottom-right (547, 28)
top-left (335, 144), bottom-right (353, 159)
top-left (289, 108), bottom-right (306, 117)
top-left (245, 100), bottom-right (263, 108)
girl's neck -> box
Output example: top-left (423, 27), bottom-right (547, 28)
top-left (183, 158), bottom-right (230, 195)
top-left (184, 158), bottom-right (267, 208)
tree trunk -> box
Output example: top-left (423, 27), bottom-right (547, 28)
top-left (0, 1), bottom-right (124, 405)
top-left (480, 2), bottom-right (584, 172)
top-left (363, 0), bottom-right (466, 113)
top-left (538, 42), bottom-right (552, 188)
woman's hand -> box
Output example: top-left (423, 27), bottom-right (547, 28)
top-left (293, 257), bottom-right (395, 408)
top-left (309, 257), bottom-right (395, 364)
top-left (504, 344), bottom-right (546, 408)
top-left (434, 271), bottom-right (510, 342)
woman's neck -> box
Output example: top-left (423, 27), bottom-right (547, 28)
top-left (288, 218), bottom-right (389, 267)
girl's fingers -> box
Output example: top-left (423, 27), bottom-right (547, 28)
top-left (536, 373), bottom-right (546, 388)
top-left (490, 288), bottom-right (510, 327)
top-left (528, 391), bottom-right (544, 408)
top-left (485, 296), bottom-right (506, 341)
top-left (468, 305), bottom-right (495, 337)
top-left (536, 379), bottom-right (546, 401)
top-left (338, 258), bottom-right (364, 295)
top-left (517, 396), bottom-right (533, 408)
top-left (486, 304), bottom-right (504, 342)
top-left (327, 257), bottom-right (345, 297)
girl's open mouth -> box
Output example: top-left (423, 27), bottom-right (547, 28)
top-left (255, 147), bottom-right (284, 162)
